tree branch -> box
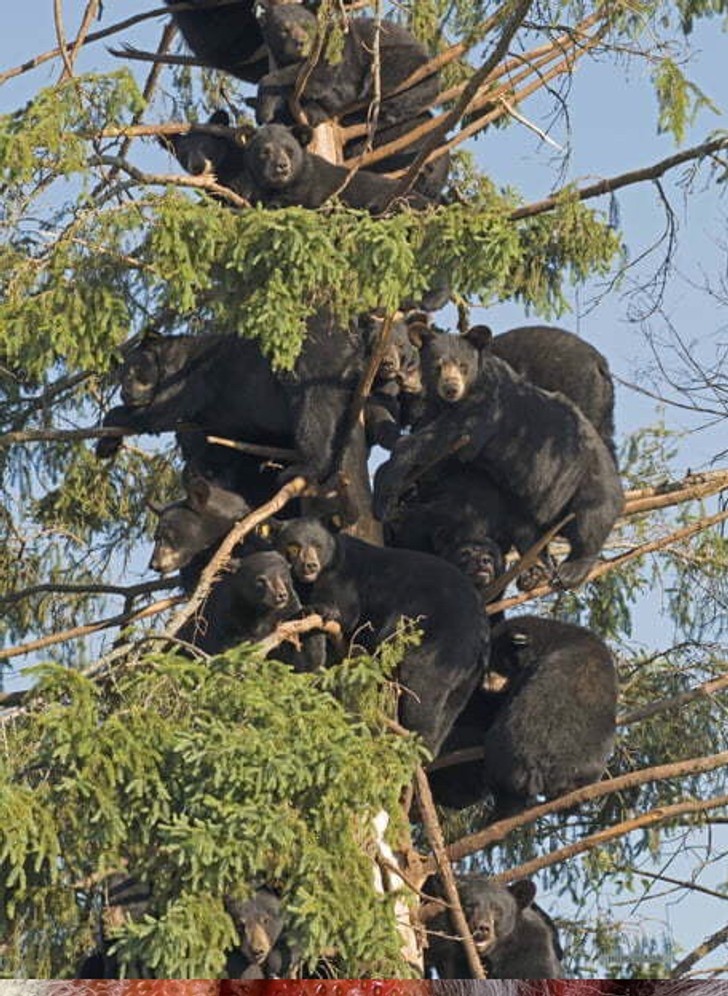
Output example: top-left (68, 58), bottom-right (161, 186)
top-left (255, 613), bottom-right (343, 658)
top-left (62, 0), bottom-right (101, 81)
top-left (206, 435), bottom-right (298, 463)
top-left (672, 922), bottom-right (728, 977)
top-left (492, 794), bottom-right (728, 886)
top-left (0, 578), bottom-right (176, 608)
top-left (509, 136), bottom-right (728, 222)
top-left (53, 0), bottom-right (75, 82)
top-left (618, 672), bottom-right (728, 727)
top-left (487, 505), bottom-right (728, 616)
top-left (381, 0), bottom-right (535, 207)
top-left (423, 750), bottom-right (728, 874)
top-left (0, 595), bottom-right (183, 666)
top-left (89, 156), bottom-right (251, 208)
top-left (414, 767), bottom-right (486, 978)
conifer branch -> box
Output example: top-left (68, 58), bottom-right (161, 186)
top-left (414, 767), bottom-right (486, 978)
top-left (492, 793), bottom-right (728, 886)
top-left (487, 506), bottom-right (728, 616)
top-left (89, 156), bottom-right (251, 208)
top-left (422, 750), bottom-right (728, 875)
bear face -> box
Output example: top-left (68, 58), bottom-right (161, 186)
top-left (260, 5), bottom-right (318, 65)
top-left (119, 344), bottom-right (161, 408)
top-left (244, 124), bottom-right (308, 190)
top-left (417, 326), bottom-right (493, 404)
top-left (230, 551), bottom-right (297, 612)
top-left (276, 517), bottom-right (337, 583)
top-left (224, 887), bottom-right (286, 972)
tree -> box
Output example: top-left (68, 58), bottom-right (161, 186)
top-left (1, 0), bottom-right (727, 980)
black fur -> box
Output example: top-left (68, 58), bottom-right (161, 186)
top-left (274, 517), bottom-right (486, 753)
top-left (164, 0), bottom-right (268, 83)
top-left (430, 616), bottom-right (618, 813)
top-left (426, 876), bottom-right (563, 979)
top-left (96, 316), bottom-right (371, 505)
top-left (244, 123), bottom-right (434, 212)
top-left (257, 7), bottom-right (439, 129)
top-left (374, 333), bottom-right (624, 588)
top-left (363, 312), bottom-right (424, 450)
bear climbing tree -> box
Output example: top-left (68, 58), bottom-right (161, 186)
top-left (1, 0), bottom-right (728, 981)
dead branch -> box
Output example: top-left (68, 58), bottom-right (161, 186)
top-left (53, 0), bottom-right (75, 82)
top-left (620, 866), bottom-right (728, 903)
top-left (206, 435), bottom-right (298, 463)
top-left (422, 750), bottom-right (728, 874)
top-left (89, 155), bottom-right (250, 209)
top-left (623, 468), bottom-right (728, 514)
top-left (487, 506), bottom-right (728, 616)
top-left (672, 922), bottom-right (728, 977)
top-left (382, 0), bottom-right (534, 207)
top-left (0, 0), bottom-right (244, 86)
top-left (63, 0), bottom-right (101, 81)
top-left (107, 45), bottom-right (210, 70)
top-left (414, 767), bottom-right (486, 978)
top-left (510, 136), bottom-right (728, 222)
top-left (619, 672), bottom-right (728, 727)
top-left (479, 513), bottom-right (574, 604)
top-left (492, 793), bottom-right (728, 886)
top-left (256, 613), bottom-right (343, 657)
top-left (0, 595), bottom-right (183, 666)
top-left (164, 477), bottom-right (310, 640)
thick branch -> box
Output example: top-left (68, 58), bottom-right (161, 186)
top-left (492, 794), bottom-right (728, 886)
top-left (414, 767), bottom-right (486, 979)
top-left (487, 506), bottom-right (728, 616)
top-left (623, 468), bottom-right (728, 514)
top-left (672, 922), bottom-right (728, 977)
top-left (164, 477), bottom-right (310, 640)
top-left (256, 613), bottom-right (343, 657)
top-left (423, 750), bottom-right (728, 874)
top-left (206, 435), bottom-right (298, 463)
top-left (90, 156), bottom-right (250, 208)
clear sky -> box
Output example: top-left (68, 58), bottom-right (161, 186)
top-left (1, 1), bottom-right (727, 976)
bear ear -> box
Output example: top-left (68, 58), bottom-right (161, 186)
top-left (234, 122), bottom-right (256, 147)
top-left (209, 109), bottom-right (230, 127)
top-left (464, 324), bottom-right (493, 350)
top-left (508, 879), bottom-right (537, 909)
top-left (291, 124), bottom-right (315, 148)
top-left (406, 319), bottom-right (434, 349)
top-left (185, 474), bottom-right (212, 512)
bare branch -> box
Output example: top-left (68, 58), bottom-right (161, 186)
top-left (89, 155), bottom-right (251, 208)
top-left (672, 923), bottom-right (728, 977)
top-left (619, 672), bottom-right (728, 727)
top-left (256, 613), bottom-right (343, 657)
top-left (490, 794), bottom-right (728, 886)
top-left (63, 0), bottom-right (101, 81)
top-left (0, 595), bottom-right (183, 666)
top-left (510, 136), bottom-right (728, 222)
top-left (487, 506), bottom-right (728, 616)
top-left (414, 767), bottom-right (486, 978)
top-left (53, 0), bottom-right (75, 82)
top-left (206, 435), bottom-right (298, 463)
top-left (423, 750), bottom-right (728, 874)
top-left (0, 578), bottom-right (176, 608)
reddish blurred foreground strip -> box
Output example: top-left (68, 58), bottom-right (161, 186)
top-left (221, 984), bottom-right (430, 996)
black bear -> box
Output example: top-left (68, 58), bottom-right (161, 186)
top-left (175, 548), bottom-right (327, 670)
top-left (256, 6), bottom-right (439, 129)
top-left (95, 315), bottom-right (372, 517)
top-left (425, 877), bottom-right (564, 979)
top-left (164, 109), bottom-right (257, 201)
top-left (274, 517), bottom-right (486, 752)
top-left (363, 312), bottom-right (425, 450)
top-left (224, 887), bottom-right (295, 979)
top-left (244, 123), bottom-right (434, 212)
top-left (164, 0), bottom-right (268, 83)
top-left (76, 875), bottom-right (155, 979)
top-left (374, 327), bottom-right (624, 588)
top-left (430, 616), bottom-right (618, 813)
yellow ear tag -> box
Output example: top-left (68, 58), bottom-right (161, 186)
top-left (258, 523), bottom-right (271, 538)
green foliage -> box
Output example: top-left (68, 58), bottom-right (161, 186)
top-left (652, 58), bottom-right (718, 143)
top-left (0, 639), bottom-right (423, 978)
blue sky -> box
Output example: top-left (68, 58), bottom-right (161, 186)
top-left (1, 1), bottom-right (727, 976)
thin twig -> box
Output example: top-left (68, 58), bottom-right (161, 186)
top-left (53, 0), bottom-right (75, 81)
top-left (63, 0), bottom-right (101, 80)
top-left (206, 435), bottom-right (298, 463)
top-left (672, 922), bottom-right (728, 977)
top-left (0, 578), bottom-right (176, 608)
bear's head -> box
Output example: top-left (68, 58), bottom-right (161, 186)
top-left (245, 124), bottom-right (313, 190)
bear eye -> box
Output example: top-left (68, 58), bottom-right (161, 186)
top-left (459, 362), bottom-right (469, 373)
top-left (286, 543), bottom-right (301, 556)
top-left (255, 576), bottom-right (267, 589)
